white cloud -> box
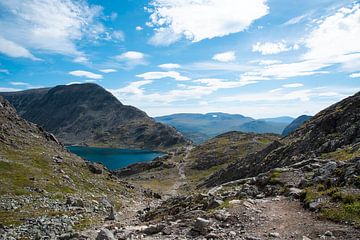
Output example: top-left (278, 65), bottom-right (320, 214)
top-left (147, 0), bottom-right (269, 45)
top-left (158, 63), bottom-right (181, 69)
top-left (282, 83), bottom-right (304, 88)
top-left (114, 51), bottom-right (147, 69)
top-left (136, 71), bottom-right (190, 81)
top-left (350, 73), bottom-right (360, 78)
top-left (148, 28), bottom-right (182, 46)
top-left (0, 0), bottom-right (104, 59)
top-left (73, 56), bottom-right (89, 64)
top-left (0, 36), bottom-right (39, 60)
top-left (252, 41), bottom-right (293, 55)
top-left (9, 82), bottom-right (29, 86)
top-left (111, 77), bottom-right (254, 105)
top-left (218, 88), bottom-right (350, 103)
top-left (0, 69), bottom-right (9, 74)
top-left (212, 51), bottom-right (236, 62)
top-left (111, 30), bottom-right (125, 41)
top-left (100, 69), bottom-right (117, 73)
top-left (116, 51), bottom-right (145, 61)
top-left (111, 80), bottom-right (153, 95)
top-left (244, 4), bottom-right (360, 80)
top-left (69, 70), bottom-right (103, 79)
top-left (136, 26), bottom-right (143, 31)
top-left (303, 4), bottom-right (360, 63)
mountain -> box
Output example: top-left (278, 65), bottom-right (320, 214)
top-left (156, 113), bottom-right (291, 143)
top-left (282, 115), bottom-right (312, 136)
top-left (204, 91), bottom-right (360, 187)
top-left (233, 120), bottom-right (288, 135)
top-left (1, 83), bottom-right (188, 151)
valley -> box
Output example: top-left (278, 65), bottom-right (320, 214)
top-left (1, 87), bottom-right (360, 239)
top-left (1, 1), bottom-right (360, 239)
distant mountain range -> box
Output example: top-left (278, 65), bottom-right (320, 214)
top-left (1, 84), bottom-right (188, 151)
top-left (156, 113), bottom-right (295, 143)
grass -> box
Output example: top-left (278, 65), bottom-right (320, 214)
top-left (322, 201), bottom-right (360, 227)
top-left (269, 169), bottom-right (282, 185)
top-left (321, 145), bottom-right (360, 161)
top-left (302, 185), bottom-right (360, 227)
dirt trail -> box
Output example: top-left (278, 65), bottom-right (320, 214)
top-left (231, 196), bottom-right (360, 240)
top-left (167, 146), bottom-right (193, 197)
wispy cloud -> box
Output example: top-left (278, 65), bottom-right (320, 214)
top-left (0, 36), bottom-right (40, 60)
top-left (136, 71), bottom-right (190, 81)
top-left (69, 70), bottom-right (103, 79)
top-left (158, 63), bottom-right (181, 69)
top-left (115, 51), bottom-right (147, 68)
top-left (99, 69), bottom-right (117, 73)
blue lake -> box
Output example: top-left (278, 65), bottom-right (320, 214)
top-left (67, 146), bottom-right (164, 170)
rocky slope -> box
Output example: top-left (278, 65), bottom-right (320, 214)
top-left (1, 83), bottom-right (188, 151)
top-left (282, 115), bottom-right (312, 136)
top-left (0, 96), bottom-right (159, 239)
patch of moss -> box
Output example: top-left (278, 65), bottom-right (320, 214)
top-left (269, 169), bottom-right (281, 185)
top-left (321, 145), bottom-right (360, 161)
top-left (218, 199), bottom-right (231, 209)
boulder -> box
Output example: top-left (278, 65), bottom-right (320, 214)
top-left (142, 224), bottom-right (165, 235)
top-left (193, 217), bottom-right (211, 235)
top-left (88, 163), bottom-right (103, 174)
top-left (96, 229), bottom-right (115, 240)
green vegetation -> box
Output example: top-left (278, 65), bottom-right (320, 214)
top-left (321, 144), bottom-right (360, 161)
top-left (302, 185), bottom-right (360, 227)
top-left (269, 169), bottom-right (282, 185)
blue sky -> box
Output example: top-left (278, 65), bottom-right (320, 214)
top-left (0, 0), bottom-right (359, 118)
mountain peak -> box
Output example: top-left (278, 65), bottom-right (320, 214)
top-left (1, 84), bottom-right (188, 150)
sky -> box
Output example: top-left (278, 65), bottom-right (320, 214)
top-left (0, 0), bottom-right (359, 118)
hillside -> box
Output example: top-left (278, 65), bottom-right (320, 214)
top-left (282, 115), bottom-right (312, 136)
top-left (204, 92), bottom-right (360, 186)
top-left (156, 113), bottom-right (292, 143)
top-left (0, 96), bottom-right (151, 239)
top-left (1, 84), bottom-right (188, 151)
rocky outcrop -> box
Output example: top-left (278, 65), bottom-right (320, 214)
top-left (113, 155), bottom-right (175, 178)
top-left (1, 83), bottom-right (189, 151)
top-left (282, 115), bottom-right (312, 136)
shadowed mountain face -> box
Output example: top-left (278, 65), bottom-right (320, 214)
top-left (1, 84), bottom-right (188, 150)
top-left (282, 115), bottom-right (312, 136)
top-left (204, 92), bottom-right (360, 187)
top-left (156, 113), bottom-right (292, 143)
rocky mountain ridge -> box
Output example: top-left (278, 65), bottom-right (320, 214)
top-left (204, 92), bottom-right (360, 187)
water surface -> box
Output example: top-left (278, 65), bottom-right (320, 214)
top-left (67, 146), bottom-right (164, 170)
